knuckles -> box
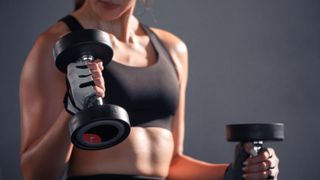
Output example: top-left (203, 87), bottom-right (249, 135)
top-left (87, 60), bottom-right (106, 97)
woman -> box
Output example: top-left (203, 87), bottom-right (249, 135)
top-left (19, 0), bottom-right (279, 179)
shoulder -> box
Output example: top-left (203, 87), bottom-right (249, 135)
top-left (21, 20), bottom-right (70, 89)
top-left (35, 21), bottom-right (70, 52)
top-left (149, 27), bottom-right (188, 84)
top-left (20, 21), bottom-right (70, 90)
top-left (150, 27), bottom-right (188, 60)
top-left (23, 20), bottom-right (70, 73)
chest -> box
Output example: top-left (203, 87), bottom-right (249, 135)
top-left (110, 35), bottom-right (157, 68)
top-left (102, 55), bottom-right (179, 125)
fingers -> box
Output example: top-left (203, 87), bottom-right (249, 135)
top-left (268, 165), bottom-right (279, 179)
top-left (243, 148), bottom-right (279, 179)
top-left (93, 85), bottom-right (105, 98)
top-left (243, 170), bottom-right (271, 179)
top-left (87, 59), bottom-right (105, 98)
top-left (243, 167), bottom-right (278, 180)
top-left (245, 148), bottom-right (273, 164)
top-left (87, 59), bottom-right (104, 71)
top-left (243, 159), bottom-right (271, 173)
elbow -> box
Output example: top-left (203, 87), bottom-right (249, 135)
top-left (20, 151), bottom-right (65, 180)
top-left (20, 152), bottom-right (57, 180)
top-left (168, 153), bottom-right (186, 180)
top-left (20, 143), bottom-right (39, 179)
top-left (20, 152), bottom-right (39, 180)
top-left (170, 151), bottom-right (185, 169)
top-left (171, 148), bottom-right (184, 164)
top-left (170, 142), bottom-right (184, 161)
top-left (20, 153), bottom-right (35, 180)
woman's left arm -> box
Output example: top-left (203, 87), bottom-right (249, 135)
top-left (152, 28), bottom-right (279, 180)
top-left (152, 28), bottom-right (228, 180)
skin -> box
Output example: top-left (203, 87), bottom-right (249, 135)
top-left (19, 0), bottom-right (279, 179)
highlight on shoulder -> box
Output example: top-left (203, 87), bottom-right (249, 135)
top-left (149, 27), bottom-right (189, 84)
top-left (150, 27), bottom-right (188, 56)
top-left (38, 21), bottom-right (72, 44)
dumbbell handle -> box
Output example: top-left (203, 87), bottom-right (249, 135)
top-left (250, 141), bottom-right (263, 156)
top-left (80, 54), bottom-right (104, 107)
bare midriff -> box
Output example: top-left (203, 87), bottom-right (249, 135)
top-left (68, 127), bottom-right (174, 178)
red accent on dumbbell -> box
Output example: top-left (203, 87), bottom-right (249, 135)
top-left (83, 133), bottom-right (102, 144)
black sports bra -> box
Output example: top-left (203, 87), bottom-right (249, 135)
top-left (59, 15), bottom-right (180, 129)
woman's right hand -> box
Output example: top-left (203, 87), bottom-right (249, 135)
top-left (87, 59), bottom-right (105, 98)
top-left (64, 59), bottom-right (106, 114)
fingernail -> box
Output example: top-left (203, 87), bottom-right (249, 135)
top-left (243, 161), bottom-right (248, 165)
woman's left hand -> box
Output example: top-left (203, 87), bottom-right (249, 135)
top-left (242, 144), bottom-right (279, 180)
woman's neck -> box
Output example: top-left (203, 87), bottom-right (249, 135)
top-left (73, 3), bottom-right (139, 43)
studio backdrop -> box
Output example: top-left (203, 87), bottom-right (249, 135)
top-left (0, 0), bottom-right (319, 179)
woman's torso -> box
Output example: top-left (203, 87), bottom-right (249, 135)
top-left (57, 15), bottom-right (180, 177)
top-left (68, 127), bottom-right (174, 177)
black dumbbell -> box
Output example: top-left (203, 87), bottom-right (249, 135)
top-left (226, 123), bottom-right (284, 179)
top-left (53, 29), bottom-right (131, 150)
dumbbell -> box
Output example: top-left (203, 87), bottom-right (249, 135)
top-left (53, 29), bottom-right (131, 150)
top-left (226, 123), bottom-right (284, 179)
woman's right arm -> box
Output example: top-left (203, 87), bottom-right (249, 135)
top-left (20, 27), bottom-right (73, 180)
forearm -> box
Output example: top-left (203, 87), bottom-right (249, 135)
top-left (21, 110), bottom-right (73, 180)
top-left (168, 154), bottom-right (228, 180)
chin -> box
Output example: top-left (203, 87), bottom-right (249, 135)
top-left (93, 7), bottom-right (127, 21)
top-left (91, 0), bottom-right (133, 21)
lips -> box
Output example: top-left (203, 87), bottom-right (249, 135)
top-left (97, 0), bottom-right (120, 10)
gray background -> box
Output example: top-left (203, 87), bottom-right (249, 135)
top-left (1, 0), bottom-right (319, 179)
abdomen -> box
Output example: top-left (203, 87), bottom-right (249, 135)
top-left (68, 127), bottom-right (174, 177)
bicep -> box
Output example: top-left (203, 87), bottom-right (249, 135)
top-left (20, 35), bottom-right (66, 153)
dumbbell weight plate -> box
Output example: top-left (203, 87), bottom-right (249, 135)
top-left (53, 29), bottom-right (113, 73)
top-left (69, 104), bottom-right (130, 150)
top-left (226, 123), bottom-right (284, 142)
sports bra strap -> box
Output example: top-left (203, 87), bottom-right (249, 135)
top-left (140, 24), bottom-right (179, 79)
top-left (59, 15), bottom-right (84, 31)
